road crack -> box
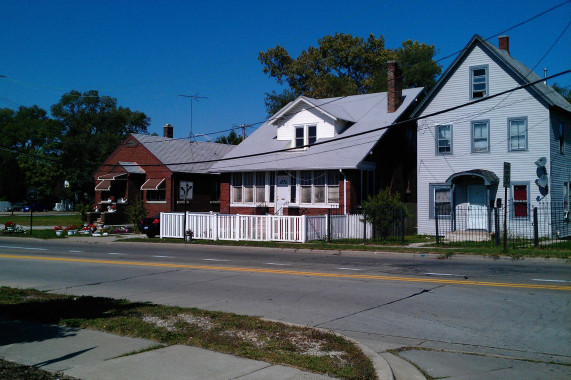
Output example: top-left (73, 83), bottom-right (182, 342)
top-left (48, 268), bottom-right (185, 292)
top-left (314, 285), bottom-right (445, 328)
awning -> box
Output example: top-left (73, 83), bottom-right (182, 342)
top-left (98, 172), bottom-right (127, 180)
top-left (119, 161), bottom-right (146, 174)
top-left (141, 178), bottom-right (165, 191)
top-left (446, 169), bottom-right (499, 186)
top-left (95, 180), bottom-right (112, 191)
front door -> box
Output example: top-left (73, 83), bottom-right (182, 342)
top-left (467, 185), bottom-right (487, 230)
top-left (275, 176), bottom-right (289, 215)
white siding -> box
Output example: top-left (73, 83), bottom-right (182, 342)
top-left (417, 45), bottom-right (553, 235)
top-left (276, 103), bottom-right (336, 144)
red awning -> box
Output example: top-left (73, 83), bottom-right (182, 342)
top-left (98, 172), bottom-right (127, 180)
top-left (95, 180), bottom-right (112, 191)
top-left (141, 178), bottom-right (165, 190)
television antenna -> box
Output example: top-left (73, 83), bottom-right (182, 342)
top-left (178, 93), bottom-right (207, 138)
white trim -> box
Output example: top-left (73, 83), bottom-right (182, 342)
top-left (270, 98), bottom-right (338, 125)
top-left (146, 201), bottom-right (167, 204)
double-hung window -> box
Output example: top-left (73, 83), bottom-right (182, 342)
top-left (313, 171), bottom-right (325, 203)
top-left (243, 173), bottom-right (254, 203)
top-left (435, 188), bottom-right (451, 216)
top-left (327, 170), bottom-right (339, 203)
top-left (470, 65), bottom-right (488, 99)
top-left (255, 172), bottom-right (265, 203)
top-left (509, 117), bottom-right (527, 151)
top-left (472, 120), bottom-right (489, 153)
top-left (294, 124), bottom-right (317, 148)
top-left (512, 183), bottom-right (529, 218)
top-left (232, 173), bottom-right (243, 203)
top-left (300, 171), bottom-right (312, 203)
top-left (437, 125), bottom-right (452, 154)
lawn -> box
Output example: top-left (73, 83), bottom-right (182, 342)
top-left (0, 287), bottom-right (376, 380)
top-left (0, 213), bottom-right (83, 228)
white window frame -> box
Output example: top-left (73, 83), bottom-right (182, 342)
top-left (471, 120), bottom-right (490, 153)
top-left (470, 65), bottom-right (488, 99)
top-left (508, 117), bottom-right (528, 151)
top-left (293, 124), bottom-right (317, 149)
top-left (436, 124), bottom-right (452, 155)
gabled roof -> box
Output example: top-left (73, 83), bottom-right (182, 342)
top-left (132, 134), bottom-right (235, 174)
top-left (210, 88), bottom-right (423, 172)
top-left (412, 34), bottom-right (571, 117)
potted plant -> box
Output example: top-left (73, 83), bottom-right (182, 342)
top-left (4, 221), bottom-right (16, 232)
top-left (107, 205), bottom-right (116, 213)
top-left (53, 226), bottom-right (64, 237)
top-left (185, 229), bottom-right (193, 242)
top-left (65, 225), bottom-right (78, 236)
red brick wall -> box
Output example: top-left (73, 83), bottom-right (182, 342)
top-left (94, 135), bottom-right (222, 218)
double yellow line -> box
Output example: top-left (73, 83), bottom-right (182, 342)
top-left (1, 254), bottom-right (570, 291)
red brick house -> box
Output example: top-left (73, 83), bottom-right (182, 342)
top-left (93, 124), bottom-right (234, 219)
top-left (210, 62), bottom-right (423, 216)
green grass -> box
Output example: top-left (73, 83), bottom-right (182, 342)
top-left (0, 287), bottom-right (375, 380)
top-left (0, 214), bottom-right (83, 228)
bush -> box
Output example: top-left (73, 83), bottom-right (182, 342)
top-left (125, 197), bottom-right (147, 232)
top-left (75, 203), bottom-right (92, 221)
top-left (362, 188), bottom-right (407, 239)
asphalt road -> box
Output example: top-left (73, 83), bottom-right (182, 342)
top-left (0, 237), bottom-right (569, 379)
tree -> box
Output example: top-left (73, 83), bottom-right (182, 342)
top-left (552, 82), bottom-right (571, 103)
top-left (215, 129), bottom-right (244, 145)
top-left (0, 106), bottom-right (62, 203)
top-left (259, 33), bottom-right (442, 115)
top-left (51, 90), bottom-right (150, 201)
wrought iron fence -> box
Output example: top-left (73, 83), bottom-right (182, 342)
top-left (435, 202), bottom-right (570, 249)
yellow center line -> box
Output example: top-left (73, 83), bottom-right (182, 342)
top-left (1, 254), bottom-right (570, 291)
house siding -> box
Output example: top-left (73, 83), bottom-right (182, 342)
top-left (276, 104), bottom-right (336, 143)
top-left (417, 44), bottom-right (554, 235)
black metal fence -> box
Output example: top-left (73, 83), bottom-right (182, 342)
top-left (435, 202), bottom-right (570, 249)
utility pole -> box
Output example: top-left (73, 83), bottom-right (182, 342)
top-left (240, 123), bottom-right (246, 140)
top-left (178, 94), bottom-right (207, 138)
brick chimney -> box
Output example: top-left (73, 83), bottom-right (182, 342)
top-left (163, 123), bottom-right (173, 138)
top-left (498, 35), bottom-right (509, 54)
top-left (387, 60), bottom-right (402, 113)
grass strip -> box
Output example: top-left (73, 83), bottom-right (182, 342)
top-left (0, 287), bottom-right (376, 380)
top-left (122, 236), bottom-right (571, 259)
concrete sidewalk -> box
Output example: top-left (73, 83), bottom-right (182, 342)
top-left (0, 319), bottom-right (399, 380)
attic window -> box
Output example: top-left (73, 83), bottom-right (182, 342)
top-left (470, 65), bottom-right (488, 99)
top-left (294, 124), bottom-right (317, 148)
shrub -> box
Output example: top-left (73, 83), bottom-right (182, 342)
top-left (362, 188), bottom-right (407, 239)
top-left (125, 197), bottom-right (147, 232)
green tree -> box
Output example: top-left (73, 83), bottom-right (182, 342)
top-left (215, 129), bottom-right (244, 145)
top-left (259, 33), bottom-right (441, 115)
top-left (0, 106), bottom-right (62, 203)
top-left (552, 82), bottom-right (571, 103)
top-left (125, 197), bottom-right (147, 232)
top-left (51, 90), bottom-right (150, 201)
top-left (362, 188), bottom-right (407, 240)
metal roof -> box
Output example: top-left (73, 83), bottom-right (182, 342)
top-left (412, 34), bottom-right (571, 117)
top-left (132, 134), bottom-right (235, 174)
top-left (210, 88), bottom-right (423, 173)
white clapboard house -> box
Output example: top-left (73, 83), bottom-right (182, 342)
top-left (412, 34), bottom-right (571, 238)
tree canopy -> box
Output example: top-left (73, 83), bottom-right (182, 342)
top-left (0, 90), bottom-right (149, 205)
top-left (259, 33), bottom-right (442, 115)
top-left (215, 129), bottom-right (244, 145)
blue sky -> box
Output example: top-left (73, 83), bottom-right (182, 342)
top-left (1, 0), bottom-right (569, 140)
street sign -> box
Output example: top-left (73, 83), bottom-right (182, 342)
top-left (503, 162), bottom-right (511, 188)
top-left (27, 188), bottom-right (38, 201)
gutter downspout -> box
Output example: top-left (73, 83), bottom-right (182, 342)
top-left (340, 169), bottom-right (347, 215)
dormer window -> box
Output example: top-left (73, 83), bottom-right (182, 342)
top-left (294, 124), bottom-right (317, 148)
top-left (470, 65), bottom-right (488, 99)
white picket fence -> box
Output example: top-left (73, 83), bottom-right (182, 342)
top-left (160, 212), bottom-right (372, 242)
